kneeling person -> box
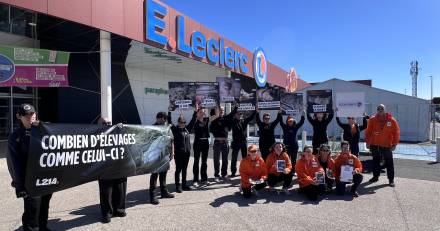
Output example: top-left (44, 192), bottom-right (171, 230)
top-left (239, 145), bottom-right (267, 198)
top-left (333, 141), bottom-right (363, 197)
top-left (266, 142), bottom-right (293, 194)
top-left (296, 145), bottom-right (325, 201)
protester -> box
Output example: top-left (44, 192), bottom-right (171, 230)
top-left (365, 104), bottom-right (400, 187)
top-left (265, 142), bottom-right (293, 194)
top-left (97, 117), bottom-right (127, 223)
top-left (295, 145), bottom-right (325, 201)
top-left (209, 106), bottom-right (236, 181)
top-left (279, 111), bottom-right (305, 171)
top-left (316, 144), bottom-right (335, 192)
top-left (306, 112), bottom-right (334, 154)
top-left (239, 145), bottom-right (267, 198)
top-left (333, 141), bottom-right (363, 197)
top-left (149, 112), bottom-right (174, 205)
top-left (7, 104), bottom-right (53, 231)
top-left (230, 108), bottom-right (256, 177)
top-left (256, 109), bottom-right (282, 160)
top-left (336, 114), bottom-right (369, 156)
top-left (168, 112), bottom-right (192, 192)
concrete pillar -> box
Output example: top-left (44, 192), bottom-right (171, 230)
top-left (436, 137), bottom-right (440, 162)
top-left (100, 30), bottom-right (112, 121)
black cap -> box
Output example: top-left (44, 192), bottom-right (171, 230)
top-left (156, 112), bottom-right (167, 119)
top-left (17, 104), bottom-right (36, 116)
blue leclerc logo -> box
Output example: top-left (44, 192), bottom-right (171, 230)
top-left (0, 54), bottom-right (15, 83)
top-left (253, 47), bottom-right (267, 87)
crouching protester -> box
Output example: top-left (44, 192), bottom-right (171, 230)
top-left (333, 141), bottom-right (363, 197)
top-left (239, 145), bottom-right (267, 198)
top-left (316, 144), bottom-right (335, 192)
top-left (7, 104), bottom-right (53, 231)
top-left (265, 142), bottom-right (293, 195)
top-left (296, 146), bottom-right (325, 201)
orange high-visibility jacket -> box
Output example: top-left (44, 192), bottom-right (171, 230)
top-left (295, 156), bottom-right (324, 188)
top-left (333, 153), bottom-right (363, 181)
top-left (239, 155), bottom-right (267, 189)
top-left (266, 151), bottom-right (292, 176)
top-left (365, 113), bottom-right (400, 148)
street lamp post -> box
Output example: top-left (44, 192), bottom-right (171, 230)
top-left (429, 75), bottom-right (436, 143)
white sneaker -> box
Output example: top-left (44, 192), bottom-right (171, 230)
top-left (214, 177), bottom-right (221, 183)
top-left (292, 172), bottom-right (297, 177)
top-left (283, 188), bottom-right (291, 195)
top-left (193, 182), bottom-right (199, 188)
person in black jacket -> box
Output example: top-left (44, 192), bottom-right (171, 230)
top-left (209, 106), bottom-right (235, 181)
top-left (336, 115), bottom-right (368, 156)
top-left (149, 112), bottom-right (175, 205)
top-left (256, 109), bottom-right (282, 160)
top-left (280, 110), bottom-right (305, 170)
top-left (168, 112), bottom-right (192, 192)
top-left (306, 112), bottom-right (334, 154)
top-left (230, 108), bottom-right (256, 177)
top-left (97, 117), bottom-right (127, 224)
top-left (7, 104), bottom-right (53, 231)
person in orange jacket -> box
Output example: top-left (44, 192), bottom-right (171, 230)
top-left (295, 145), bottom-right (325, 201)
top-left (365, 104), bottom-right (400, 187)
top-left (266, 142), bottom-right (293, 195)
top-left (316, 144), bottom-right (335, 192)
top-left (239, 144), bottom-right (267, 198)
top-left (333, 141), bottom-right (363, 197)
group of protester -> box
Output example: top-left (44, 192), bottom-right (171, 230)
top-left (6, 103), bottom-right (400, 230)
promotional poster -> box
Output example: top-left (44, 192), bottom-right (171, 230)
top-left (217, 77), bottom-right (241, 103)
top-left (306, 90), bottom-right (333, 113)
top-left (168, 82), bottom-right (196, 111)
top-left (194, 82), bottom-right (219, 108)
top-left (25, 123), bottom-right (173, 196)
top-left (280, 91), bottom-right (304, 115)
top-left (335, 92), bottom-right (365, 117)
top-left (257, 86), bottom-right (281, 110)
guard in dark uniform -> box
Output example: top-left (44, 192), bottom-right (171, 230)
top-left (7, 104), bottom-right (53, 231)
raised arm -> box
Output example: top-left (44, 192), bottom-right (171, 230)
top-left (187, 111), bottom-right (197, 133)
top-left (306, 113), bottom-right (315, 126)
top-left (243, 110), bottom-right (256, 127)
top-left (359, 116), bottom-right (369, 131)
top-left (270, 112), bottom-right (282, 129)
top-left (256, 112), bottom-right (264, 127)
top-left (325, 112), bottom-right (334, 125)
top-left (167, 111), bottom-right (172, 125)
top-left (336, 117), bottom-right (345, 128)
top-left (296, 115), bottom-right (305, 129)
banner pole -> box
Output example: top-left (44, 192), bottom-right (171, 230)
top-left (100, 30), bottom-right (112, 121)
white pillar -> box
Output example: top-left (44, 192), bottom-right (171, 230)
top-left (302, 130), bottom-right (307, 150)
top-left (100, 30), bottom-right (112, 121)
top-left (436, 137), bottom-right (440, 162)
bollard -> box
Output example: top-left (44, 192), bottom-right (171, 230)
top-left (302, 131), bottom-right (307, 150)
top-left (436, 137), bottom-right (440, 162)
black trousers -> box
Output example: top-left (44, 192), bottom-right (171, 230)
top-left (286, 143), bottom-right (299, 166)
top-left (301, 184), bottom-right (320, 201)
top-left (267, 173), bottom-right (293, 188)
top-left (193, 140), bottom-right (209, 182)
top-left (242, 182), bottom-right (267, 198)
top-left (349, 141), bottom-right (360, 156)
top-left (175, 151), bottom-right (190, 187)
top-left (150, 171), bottom-right (168, 194)
top-left (336, 173), bottom-right (363, 195)
top-left (231, 142), bottom-right (247, 175)
top-left (22, 194), bottom-right (52, 231)
top-left (213, 140), bottom-right (229, 177)
top-left (312, 139), bottom-right (327, 155)
top-left (98, 178), bottom-right (127, 218)
top-left (259, 142), bottom-right (272, 161)
top-left (371, 145), bottom-right (394, 182)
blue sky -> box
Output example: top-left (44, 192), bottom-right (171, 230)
top-left (161, 0), bottom-right (439, 100)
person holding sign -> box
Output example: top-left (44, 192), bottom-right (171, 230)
top-left (306, 112), bottom-right (334, 154)
top-left (280, 111), bottom-right (305, 170)
top-left (333, 141), bottom-right (363, 197)
top-left (149, 112), bottom-right (175, 205)
top-left (7, 104), bottom-right (53, 231)
top-left (316, 144), bottom-right (335, 192)
top-left (168, 112), bottom-right (192, 193)
top-left (97, 118), bottom-right (127, 224)
top-left (365, 104), bottom-right (400, 187)
top-left (295, 146), bottom-right (325, 201)
top-left (256, 109), bottom-right (282, 160)
top-left (265, 142), bottom-right (293, 194)
top-left (209, 106), bottom-right (236, 181)
top-left (230, 107), bottom-right (256, 177)
top-left (336, 114), bottom-right (369, 156)
top-left (239, 145), bottom-right (268, 198)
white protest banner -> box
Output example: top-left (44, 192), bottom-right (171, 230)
top-left (336, 92), bottom-right (365, 117)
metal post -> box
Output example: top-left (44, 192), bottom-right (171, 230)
top-left (436, 137), bottom-right (439, 162)
top-left (302, 130), bottom-right (307, 150)
top-left (100, 31), bottom-right (112, 121)
top-left (429, 76), bottom-right (435, 143)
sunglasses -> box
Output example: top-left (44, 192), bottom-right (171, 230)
top-left (321, 149), bottom-right (330, 152)
top-left (263, 117), bottom-right (270, 120)
top-left (249, 150), bottom-right (258, 153)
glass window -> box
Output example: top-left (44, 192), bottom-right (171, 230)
top-left (0, 4), bottom-right (10, 33)
top-left (10, 7), bottom-right (36, 38)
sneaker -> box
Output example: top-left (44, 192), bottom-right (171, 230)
top-left (182, 185), bottom-right (192, 191)
top-left (161, 191), bottom-right (175, 198)
top-left (102, 216), bottom-right (111, 223)
top-left (113, 211), bottom-right (126, 217)
top-left (352, 191), bottom-right (359, 197)
top-left (229, 174), bottom-right (236, 178)
top-left (283, 188), bottom-right (291, 195)
top-left (389, 182), bottom-right (395, 187)
top-left (176, 186), bottom-right (182, 193)
top-left (201, 180), bottom-right (209, 186)
top-left (368, 177), bottom-right (379, 183)
top-left (214, 177), bottom-right (221, 183)
top-left (193, 182), bottom-right (200, 188)
top-left (150, 197), bottom-right (159, 205)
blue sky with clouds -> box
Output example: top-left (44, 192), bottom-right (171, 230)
top-left (161, 0), bottom-right (439, 100)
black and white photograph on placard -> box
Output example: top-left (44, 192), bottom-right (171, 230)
top-left (238, 80), bottom-right (257, 111)
top-left (217, 77), bottom-right (241, 103)
top-left (281, 91), bottom-right (304, 115)
top-left (306, 89), bottom-right (333, 113)
top-left (257, 86), bottom-right (281, 110)
top-left (195, 82), bottom-right (219, 109)
top-left (168, 82), bottom-right (196, 111)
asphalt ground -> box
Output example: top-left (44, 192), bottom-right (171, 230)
top-left (1, 149), bottom-right (440, 231)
